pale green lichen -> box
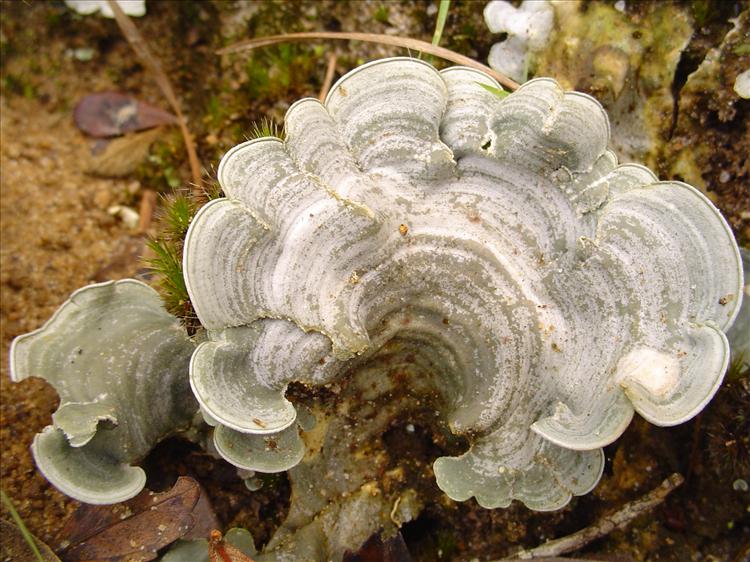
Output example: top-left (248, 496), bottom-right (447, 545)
top-left (10, 280), bottom-right (196, 504)
top-left (10, 57), bottom-right (745, 561)
top-left (183, 58), bottom-right (742, 513)
top-left (532, 1), bottom-right (693, 169)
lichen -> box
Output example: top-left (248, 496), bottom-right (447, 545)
top-left (183, 58), bottom-right (742, 515)
top-left (10, 280), bottom-right (196, 504)
top-left (9, 57), bottom-right (744, 560)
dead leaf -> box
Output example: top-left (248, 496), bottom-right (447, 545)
top-left (182, 489), bottom-right (220, 541)
top-left (57, 476), bottom-right (218, 562)
top-left (342, 531), bottom-right (413, 562)
top-left (1, 519), bottom-right (62, 562)
top-left (208, 530), bottom-right (256, 562)
top-left (138, 190), bottom-right (158, 233)
top-left (106, 2), bottom-right (203, 194)
top-left (74, 92), bottom-right (177, 138)
top-left (87, 127), bottom-right (163, 177)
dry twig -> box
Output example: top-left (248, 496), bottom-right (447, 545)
top-left (106, 0), bottom-right (203, 198)
top-left (218, 32), bottom-right (520, 91)
top-left (496, 473), bottom-right (685, 560)
top-left (138, 189), bottom-right (158, 233)
top-left (319, 53), bottom-right (338, 101)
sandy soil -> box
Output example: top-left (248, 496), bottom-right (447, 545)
top-left (0, 96), bottom-right (142, 544)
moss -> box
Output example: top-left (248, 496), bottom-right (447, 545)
top-left (373, 5), bottom-right (390, 25)
top-left (242, 43), bottom-right (318, 100)
top-left (145, 237), bottom-right (190, 319)
top-left (1, 74), bottom-right (36, 99)
top-left (136, 134), bottom-right (187, 192)
top-left (248, 116), bottom-right (284, 141)
top-left (144, 191), bottom-right (201, 326)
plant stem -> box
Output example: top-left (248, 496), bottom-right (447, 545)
top-left (218, 32), bottom-right (520, 91)
top-left (432, 0), bottom-right (451, 46)
top-left (1, 489), bottom-right (45, 562)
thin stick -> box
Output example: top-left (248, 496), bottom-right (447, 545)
top-left (218, 32), bottom-right (520, 92)
top-left (319, 53), bottom-right (338, 102)
top-left (138, 189), bottom-right (158, 233)
top-left (106, 0), bottom-right (203, 198)
top-left (490, 559), bottom-right (604, 562)
top-left (503, 473), bottom-right (685, 560)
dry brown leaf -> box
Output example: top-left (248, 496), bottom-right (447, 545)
top-left (1, 519), bottom-right (62, 562)
top-left (87, 128), bottom-right (163, 177)
top-left (57, 476), bottom-right (217, 562)
top-left (74, 92), bottom-right (178, 138)
top-left (182, 488), bottom-right (220, 541)
top-left (106, 0), bottom-right (202, 194)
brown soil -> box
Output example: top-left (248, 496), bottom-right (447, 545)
top-left (0, 96), bottom-right (140, 545)
top-left (1, 1), bottom-right (749, 561)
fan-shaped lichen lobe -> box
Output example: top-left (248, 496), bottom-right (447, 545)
top-left (10, 280), bottom-right (197, 504)
top-left (178, 57), bottom-right (745, 510)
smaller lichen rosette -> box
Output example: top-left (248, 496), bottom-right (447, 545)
top-left (10, 280), bottom-right (196, 504)
top-left (183, 58), bottom-right (743, 510)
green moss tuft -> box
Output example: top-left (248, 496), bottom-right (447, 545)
top-left (145, 237), bottom-right (189, 319)
top-left (727, 352), bottom-right (748, 382)
top-left (163, 193), bottom-right (197, 239)
top-left (247, 116), bottom-right (284, 141)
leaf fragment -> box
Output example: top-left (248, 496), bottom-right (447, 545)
top-left (0, 519), bottom-right (61, 562)
top-left (57, 477), bottom-right (217, 562)
top-left (74, 92), bottom-right (177, 138)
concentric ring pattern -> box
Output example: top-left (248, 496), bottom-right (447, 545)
top-left (183, 57), bottom-right (743, 510)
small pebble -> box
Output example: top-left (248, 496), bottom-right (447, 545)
top-left (719, 170), bottom-right (731, 183)
top-left (108, 205), bottom-right (140, 230)
top-left (127, 180), bottom-right (141, 195)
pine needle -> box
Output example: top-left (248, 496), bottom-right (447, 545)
top-left (319, 53), bottom-right (338, 101)
top-left (106, 0), bottom-right (203, 198)
top-left (218, 31), bottom-right (520, 91)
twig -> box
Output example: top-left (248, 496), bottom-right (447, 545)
top-left (489, 559), bottom-right (604, 562)
top-left (218, 32), bottom-right (520, 91)
top-left (319, 53), bottom-right (338, 102)
top-left (138, 189), bottom-right (157, 233)
top-left (504, 473), bottom-right (685, 560)
top-left (106, 0), bottom-right (203, 198)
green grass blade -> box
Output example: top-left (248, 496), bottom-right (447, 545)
top-left (477, 81), bottom-right (509, 98)
top-left (432, 0), bottom-right (451, 47)
top-left (1, 489), bottom-right (45, 562)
